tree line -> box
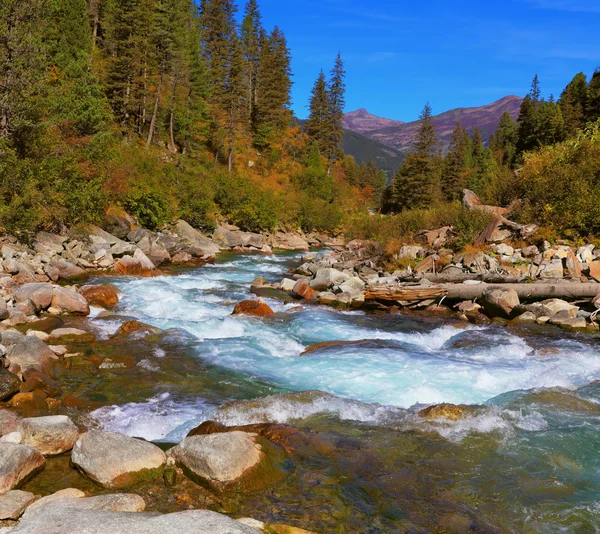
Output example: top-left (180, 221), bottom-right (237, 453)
top-left (385, 70), bottom-right (600, 212)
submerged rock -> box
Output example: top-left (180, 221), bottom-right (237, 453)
top-left (71, 431), bottom-right (166, 488)
top-left (418, 403), bottom-right (469, 421)
top-left (232, 299), bottom-right (274, 317)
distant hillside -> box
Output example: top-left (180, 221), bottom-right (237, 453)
top-left (346, 96), bottom-right (523, 153)
top-left (342, 130), bottom-right (405, 177)
top-left (343, 108), bottom-right (404, 134)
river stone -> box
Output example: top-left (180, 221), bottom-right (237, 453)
top-left (540, 299), bottom-right (578, 318)
top-left (511, 311), bottom-right (537, 324)
top-left (170, 432), bottom-right (263, 487)
top-left (50, 259), bottom-right (88, 282)
top-left (14, 283), bottom-right (54, 313)
top-left (309, 268), bottom-right (350, 291)
top-left (0, 368), bottom-right (21, 401)
top-left (48, 327), bottom-right (95, 343)
top-left (279, 278), bottom-right (296, 292)
top-left (292, 279), bottom-right (315, 299)
top-left (173, 220), bottom-right (220, 256)
top-left (232, 299), bottom-right (274, 317)
top-left (21, 369), bottom-right (62, 398)
top-left (539, 260), bottom-right (564, 279)
top-left (0, 411), bottom-right (22, 437)
top-left (0, 443), bottom-right (45, 495)
top-left (6, 336), bottom-right (54, 376)
top-left (71, 431), bottom-right (166, 488)
top-left (481, 287), bottom-right (520, 318)
top-left (2, 329), bottom-right (24, 346)
top-left (0, 490), bottom-right (35, 520)
top-left (50, 286), bottom-right (90, 316)
top-left (24, 492), bottom-right (145, 519)
top-left (2, 508), bottom-right (260, 534)
top-left (19, 416), bottom-right (80, 456)
top-left (79, 284), bottom-right (119, 308)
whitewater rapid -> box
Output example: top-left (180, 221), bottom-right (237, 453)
top-left (87, 252), bottom-right (600, 442)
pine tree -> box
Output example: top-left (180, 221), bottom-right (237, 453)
top-left (240, 0), bottom-right (262, 129)
top-left (589, 69), bottom-right (600, 124)
top-left (306, 70), bottom-right (330, 150)
top-left (537, 100), bottom-right (564, 145)
top-left (254, 26), bottom-right (292, 147)
top-left (559, 72), bottom-right (589, 136)
top-left (326, 53), bottom-right (346, 163)
top-left (530, 74), bottom-right (541, 104)
top-left (516, 94), bottom-right (538, 156)
top-left (489, 112), bottom-right (517, 166)
top-left (393, 103), bottom-right (441, 210)
top-left (0, 0), bottom-right (47, 152)
top-left (441, 122), bottom-right (470, 200)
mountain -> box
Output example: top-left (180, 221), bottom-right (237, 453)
top-left (345, 96), bottom-right (523, 154)
top-left (342, 130), bottom-right (405, 177)
top-left (343, 108), bottom-right (404, 134)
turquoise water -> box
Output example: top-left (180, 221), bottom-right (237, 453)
top-left (84, 251), bottom-right (600, 531)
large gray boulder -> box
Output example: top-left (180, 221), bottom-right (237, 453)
top-left (0, 507), bottom-right (260, 533)
top-left (19, 416), bottom-right (80, 456)
top-left (0, 490), bottom-right (35, 520)
top-left (14, 283), bottom-right (54, 313)
top-left (51, 286), bottom-right (90, 315)
top-left (71, 431), bottom-right (166, 488)
top-left (6, 337), bottom-right (55, 376)
top-left (309, 268), bottom-right (350, 291)
top-left (481, 287), bottom-right (520, 318)
top-left (0, 443), bottom-right (45, 495)
top-left (173, 220), bottom-right (220, 256)
top-left (170, 432), bottom-right (262, 488)
top-left (0, 411), bottom-right (22, 437)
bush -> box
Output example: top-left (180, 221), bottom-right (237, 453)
top-left (125, 189), bottom-right (169, 230)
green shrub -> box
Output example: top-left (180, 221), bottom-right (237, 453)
top-left (125, 190), bottom-right (169, 230)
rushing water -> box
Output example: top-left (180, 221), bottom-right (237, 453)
top-left (78, 251), bottom-right (600, 532)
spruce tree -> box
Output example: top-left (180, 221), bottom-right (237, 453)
top-left (441, 122), bottom-right (470, 201)
top-left (241, 0), bottom-right (262, 128)
top-left (490, 112), bottom-right (517, 167)
top-left (254, 26), bottom-right (292, 147)
top-left (559, 72), bottom-right (589, 136)
top-left (516, 94), bottom-right (538, 156)
top-left (393, 103), bottom-right (441, 210)
top-left (588, 69), bottom-right (600, 123)
top-left (326, 53), bottom-right (346, 163)
top-left (306, 70), bottom-right (330, 150)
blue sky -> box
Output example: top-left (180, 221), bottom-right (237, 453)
top-left (251, 0), bottom-right (599, 121)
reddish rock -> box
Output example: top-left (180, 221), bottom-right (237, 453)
top-left (232, 299), bottom-right (274, 317)
top-left (589, 260), bottom-right (600, 282)
top-left (79, 284), bottom-right (119, 308)
top-left (113, 256), bottom-right (142, 276)
top-left (565, 251), bottom-right (582, 279)
top-left (113, 320), bottom-right (162, 339)
top-left (292, 279), bottom-right (315, 300)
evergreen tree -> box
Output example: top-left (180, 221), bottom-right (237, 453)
top-left (516, 94), bottom-right (538, 156)
top-left (240, 0), bottom-right (262, 129)
top-left (441, 122), bottom-right (470, 200)
top-left (537, 100), bottom-right (564, 145)
top-left (489, 112), bottom-right (517, 166)
top-left (392, 103), bottom-right (441, 210)
top-left (0, 0), bottom-right (47, 153)
top-left (589, 69), bottom-right (600, 124)
top-left (254, 26), bottom-right (292, 147)
top-left (559, 72), bottom-right (589, 136)
top-left (530, 74), bottom-right (541, 103)
top-left (326, 53), bottom-right (346, 163)
top-left (305, 70), bottom-right (330, 150)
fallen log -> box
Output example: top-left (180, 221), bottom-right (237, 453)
top-left (442, 282), bottom-right (600, 303)
top-left (365, 286), bottom-right (447, 303)
top-left (422, 273), bottom-right (521, 284)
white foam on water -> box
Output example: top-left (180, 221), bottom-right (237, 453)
top-left (90, 393), bottom-right (210, 442)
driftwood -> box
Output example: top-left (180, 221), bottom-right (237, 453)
top-left (442, 282), bottom-right (600, 302)
top-left (422, 273), bottom-right (521, 284)
top-left (366, 282), bottom-right (600, 305)
top-left (365, 286), bottom-right (446, 303)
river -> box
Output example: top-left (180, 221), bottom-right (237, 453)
top-left (75, 251), bottom-right (600, 532)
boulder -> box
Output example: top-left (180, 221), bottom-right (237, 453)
top-left (278, 278), bottom-right (297, 292)
top-left (24, 492), bottom-right (145, 518)
top-left (14, 283), bottom-right (54, 313)
top-left (170, 431), bottom-right (263, 487)
top-left (398, 245), bottom-right (424, 260)
top-left (71, 431), bottom-right (166, 488)
top-left (481, 287), bottom-right (520, 318)
top-left (51, 286), bottom-right (90, 316)
top-left (133, 248), bottom-right (156, 270)
top-left (0, 443), bottom-right (45, 495)
top-left (0, 368), bottom-right (21, 401)
top-left (212, 227), bottom-right (243, 248)
top-left (589, 260), bottom-right (600, 282)
top-left (3, 507), bottom-right (259, 534)
top-left (541, 299), bottom-right (578, 318)
top-left (113, 256), bottom-right (143, 275)
top-left (18, 416), bottom-right (80, 456)
top-left (0, 411), bottom-right (22, 437)
top-left (418, 403), bottom-right (468, 421)
top-left (104, 207), bottom-right (138, 239)
top-left (173, 220), bottom-right (220, 256)
top-left (565, 251), bottom-right (582, 278)
top-left (20, 488), bottom-right (85, 518)
top-left (309, 268), bottom-right (350, 291)
top-left (0, 490), bottom-right (35, 520)
top-left (21, 369), bottom-right (62, 398)
top-left (539, 261), bottom-right (564, 279)
top-left (6, 337), bottom-right (55, 375)
top-left (292, 279), bottom-right (315, 300)
top-left (232, 299), bottom-right (274, 317)
top-left (50, 259), bottom-right (88, 282)
top-left (0, 301), bottom-right (8, 321)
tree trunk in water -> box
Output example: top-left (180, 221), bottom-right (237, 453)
top-left (146, 74), bottom-right (163, 150)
